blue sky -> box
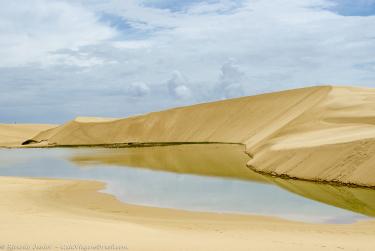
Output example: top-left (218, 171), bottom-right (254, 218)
top-left (330, 0), bottom-right (375, 16)
top-left (1, 0), bottom-right (375, 123)
top-left (143, 0), bottom-right (217, 11)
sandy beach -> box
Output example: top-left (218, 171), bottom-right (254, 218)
top-left (1, 176), bottom-right (375, 251)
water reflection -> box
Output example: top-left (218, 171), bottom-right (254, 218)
top-left (71, 144), bottom-right (375, 220)
top-left (269, 177), bottom-right (375, 218)
top-left (71, 144), bottom-right (267, 183)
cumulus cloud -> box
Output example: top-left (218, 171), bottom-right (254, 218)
top-left (167, 71), bottom-right (192, 99)
top-left (87, 0), bottom-right (375, 88)
top-left (127, 82), bottom-right (150, 97)
top-left (214, 60), bottom-right (245, 99)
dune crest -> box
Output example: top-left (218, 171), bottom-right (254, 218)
top-left (73, 116), bottom-right (120, 123)
top-left (23, 85), bottom-right (375, 186)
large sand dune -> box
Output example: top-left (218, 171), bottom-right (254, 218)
top-left (22, 85), bottom-right (375, 186)
top-left (28, 86), bottom-right (329, 146)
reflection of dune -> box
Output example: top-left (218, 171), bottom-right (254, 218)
top-left (23, 86), bottom-right (375, 186)
top-left (71, 144), bottom-right (268, 183)
top-left (266, 177), bottom-right (375, 217)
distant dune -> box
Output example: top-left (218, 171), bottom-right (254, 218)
top-left (15, 85), bottom-right (375, 186)
top-left (0, 124), bottom-right (56, 147)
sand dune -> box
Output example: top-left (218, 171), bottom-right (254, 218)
top-left (22, 85), bottom-right (375, 186)
top-left (2, 176), bottom-right (375, 251)
top-left (28, 86), bottom-right (329, 146)
top-left (249, 86), bottom-right (375, 187)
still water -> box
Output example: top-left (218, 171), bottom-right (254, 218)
top-left (0, 144), bottom-right (374, 224)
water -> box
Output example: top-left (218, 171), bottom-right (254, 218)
top-left (0, 144), bottom-right (374, 224)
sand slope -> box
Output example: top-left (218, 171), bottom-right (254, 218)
top-left (25, 86), bottom-right (375, 186)
top-left (2, 177), bottom-right (375, 251)
top-left (0, 124), bottom-right (56, 147)
top-left (248, 87), bottom-right (375, 187)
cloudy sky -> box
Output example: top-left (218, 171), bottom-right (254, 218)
top-left (1, 0), bottom-right (375, 123)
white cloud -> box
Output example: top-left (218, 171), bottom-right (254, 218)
top-left (112, 40), bottom-right (153, 49)
top-left (215, 60), bottom-right (245, 99)
top-left (86, 0), bottom-right (375, 89)
top-left (167, 71), bottom-right (192, 99)
top-left (127, 82), bottom-right (150, 97)
top-left (0, 0), bottom-right (116, 67)
top-left (187, 0), bottom-right (243, 14)
top-left (174, 85), bottom-right (192, 99)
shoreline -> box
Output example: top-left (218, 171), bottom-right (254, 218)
top-left (4, 141), bottom-right (375, 190)
top-left (247, 163), bottom-right (375, 189)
